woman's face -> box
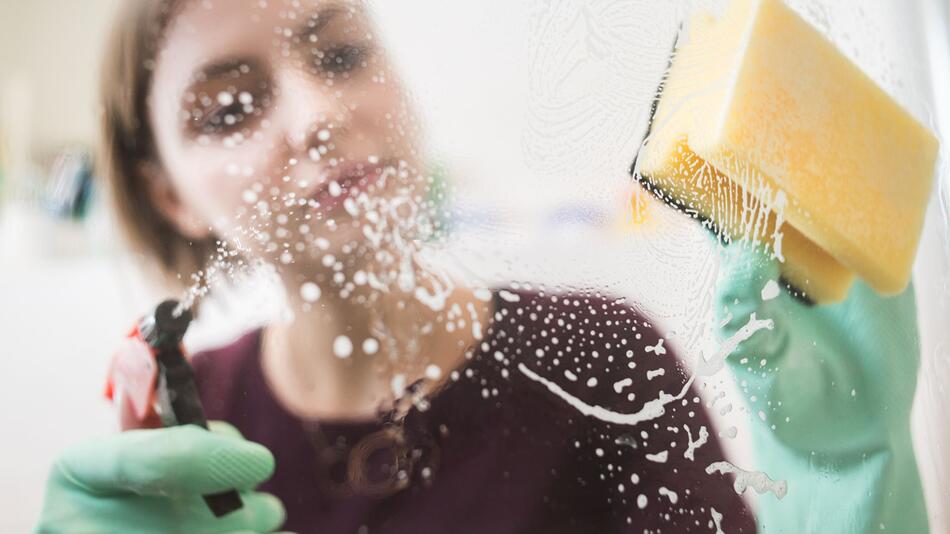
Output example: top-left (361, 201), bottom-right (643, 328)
top-left (148, 0), bottom-right (427, 291)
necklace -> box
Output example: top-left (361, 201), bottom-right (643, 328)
top-left (262, 325), bottom-right (441, 498)
top-left (302, 419), bottom-right (415, 498)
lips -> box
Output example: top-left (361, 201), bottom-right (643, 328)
top-left (306, 161), bottom-right (387, 215)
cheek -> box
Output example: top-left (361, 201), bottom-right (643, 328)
top-left (169, 135), bottom-right (289, 233)
top-left (351, 78), bottom-right (419, 148)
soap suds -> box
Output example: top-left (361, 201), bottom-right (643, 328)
top-left (391, 373), bottom-right (406, 397)
top-left (761, 279), bottom-right (780, 301)
top-left (711, 507), bottom-right (725, 534)
top-left (646, 368), bottom-right (666, 380)
top-left (770, 191), bottom-right (788, 263)
top-left (706, 461), bottom-right (788, 499)
top-left (695, 313), bottom-right (774, 376)
top-left (497, 290), bottom-right (521, 302)
top-left (658, 486), bottom-right (678, 504)
top-left (613, 377), bottom-right (633, 394)
top-left (684, 425), bottom-right (709, 460)
top-left (517, 314), bottom-right (772, 428)
top-left (646, 338), bottom-right (667, 355)
top-left (518, 363), bottom-right (682, 426)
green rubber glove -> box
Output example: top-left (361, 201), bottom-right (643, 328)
top-left (35, 422), bottom-right (287, 534)
top-left (714, 241), bottom-right (928, 533)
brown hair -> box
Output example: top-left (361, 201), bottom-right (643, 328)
top-left (99, 0), bottom-right (215, 283)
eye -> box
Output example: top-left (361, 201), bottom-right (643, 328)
top-left (200, 103), bottom-right (243, 133)
top-left (314, 44), bottom-right (368, 76)
top-left (186, 88), bottom-right (270, 136)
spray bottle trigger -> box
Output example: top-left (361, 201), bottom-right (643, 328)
top-left (106, 332), bottom-right (160, 427)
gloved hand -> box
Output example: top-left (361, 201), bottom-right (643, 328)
top-left (35, 422), bottom-right (287, 534)
top-left (714, 241), bottom-right (927, 533)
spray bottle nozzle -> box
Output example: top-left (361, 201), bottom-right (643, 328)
top-left (140, 299), bottom-right (193, 350)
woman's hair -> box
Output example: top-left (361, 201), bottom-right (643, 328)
top-left (99, 0), bottom-right (213, 282)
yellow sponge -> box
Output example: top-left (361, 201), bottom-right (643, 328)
top-left (637, 0), bottom-right (939, 302)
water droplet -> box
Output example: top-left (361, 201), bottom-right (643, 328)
top-left (343, 198), bottom-right (359, 216)
top-left (333, 335), bottom-right (353, 359)
top-left (390, 373), bottom-right (407, 397)
top-left (300, 282), bottom-right (321, 303)
top-left (362, 337), bottom-right (379, 355)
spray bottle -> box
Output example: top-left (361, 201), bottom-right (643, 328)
top-left (104, 299), bottom-right (243, 517)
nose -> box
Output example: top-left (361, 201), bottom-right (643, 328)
top-left (275, 68), bottom-right (349, 156)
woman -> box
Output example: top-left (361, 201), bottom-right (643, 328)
top-left (35, 1), bottom-right (753, 532)
top-left (36, 0), bottom-right (928, 533)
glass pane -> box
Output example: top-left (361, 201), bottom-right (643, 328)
top-left (2, 0), bottom-right (948, 532)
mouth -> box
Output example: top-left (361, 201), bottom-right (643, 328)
top-left (306, 160), bottom-right (389, 215)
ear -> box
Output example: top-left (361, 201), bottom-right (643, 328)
top-left (139, 161), bottom-right (213, 240)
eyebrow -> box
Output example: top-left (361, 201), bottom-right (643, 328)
top-left (193, 58), bottom-right (257, 81)
top-left (297, 5), bottom-right (344, 43)
top-left (187, 4), bottom-right (346, 84)
top-left (181, 58), bottom-right (263, 119)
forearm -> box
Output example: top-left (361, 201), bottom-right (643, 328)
top-left (715, 244), bottom-right (928, 532)
top-left (716, 246), bottom-right (919, 453)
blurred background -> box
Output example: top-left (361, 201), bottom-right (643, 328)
top-left (0, 0), bottom-right (948, 531)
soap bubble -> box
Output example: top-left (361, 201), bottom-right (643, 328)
top-left (333, 335), bottom-right (353, 359)
top-left (362, 337), bottom-right (379, 355)
top-left (299, 282), bottom-right (321, 303)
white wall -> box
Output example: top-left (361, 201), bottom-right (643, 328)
top-left (0, 0), bottom-right (121, 153)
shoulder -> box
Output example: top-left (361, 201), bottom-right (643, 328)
top-left (486, 287), bottom-right (682, 408)
top-left (476, 288), bottom-right (756, 530)
top-left (489, 287), bottom-right (664, 351)
top-left (461, 287), bottom-right (690, 439)
top-left (190, 329), bottom-right (263, 420)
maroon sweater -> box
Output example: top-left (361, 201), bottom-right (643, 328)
top-left (193, 289), bottom-right (754, 533)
